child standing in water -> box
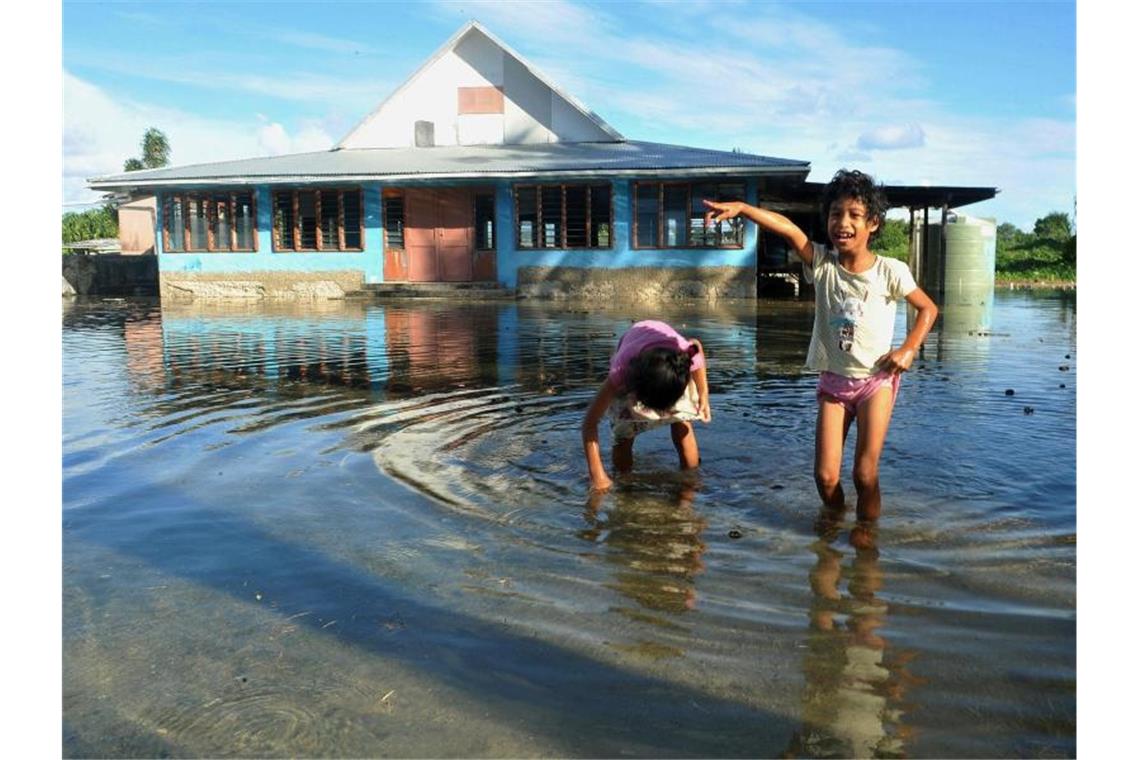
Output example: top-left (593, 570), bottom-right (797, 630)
top-left (704, 170), bottom-right (938, 532)
top-left (582, 320), bottom-right (711, 492)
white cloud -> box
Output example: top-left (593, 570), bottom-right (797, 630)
top-left (857, 123), bottom-right (926, 151)
top-left (256, 119), bottom-right (334, 155)
top-left (64, 49), bottom-right (389, 109)
top-left (263, 27), bottom-right (379, 55)
top-left (62, 72), bottom-right (333, 207)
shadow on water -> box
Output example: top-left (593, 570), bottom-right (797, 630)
top-left (64, 488), bottom-right (794, 757)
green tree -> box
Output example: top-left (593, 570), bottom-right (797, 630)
top-left (122, 127), bottom-right (171, 171)
top-left (997, 221), bottom-right (1024, 244)
top-left (1063, 235), bottom-right (1076, 267)
top-left (62, 205), bottom-right (118, 247)
top-left (871, 218), bottom-right (910, 260)
top-left (1032, 212), bottom-right (1073, 243)
top-left (141, 127), bottom-right (171, 168)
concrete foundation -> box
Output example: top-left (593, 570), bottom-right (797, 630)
top-left (62, 254), bottom-right (158, 297)
top-left (159, 271), bottom-right (364, 301)
top-left (516, 266), bottom-right (756, 301)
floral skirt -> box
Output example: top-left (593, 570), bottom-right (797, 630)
top-left (608, 379), bottom-right (701, 444)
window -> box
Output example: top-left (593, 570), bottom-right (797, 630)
top-left (272, 188), bottom-right (364, 252)
top-left (475, 192), bottom-right (495, 250)
top-left (163, 191), bottom-right (257, 253)
top-left (514, 184), bottom-right (612, 249)
top-left (633, 181), bottom-right (746, 249)
top-left (383, 193), bottom-right (404, 249)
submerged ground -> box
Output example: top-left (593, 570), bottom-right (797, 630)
top-left (62, 291), bottom-right (1075, 757)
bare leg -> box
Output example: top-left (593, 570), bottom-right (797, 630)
top-left (852, 385), bottom-right (896, 522)
top-left (815, 399), bottom-right (854, 510)
top-left (612, 438), bottom-right (634, 473)
top-left (670, 421), bottom-right (700, 470)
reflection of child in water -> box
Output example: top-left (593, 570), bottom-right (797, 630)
top-left (582, 483), bottom-right (707, 613)
top-left (784, 527), bottom-right (915, 759)
top-left (582, 320), bottom-right (711, 492)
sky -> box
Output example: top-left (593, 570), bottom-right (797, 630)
top-left (61, 0), bottom-right (1076, 230)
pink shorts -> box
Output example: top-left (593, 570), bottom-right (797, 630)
top-left (816, 371), bottom-right (900, 415)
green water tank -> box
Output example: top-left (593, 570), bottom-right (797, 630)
top-left (916, 213), bottom-right (996, 333)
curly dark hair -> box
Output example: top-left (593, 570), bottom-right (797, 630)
top-left (820, 169), bottom-right (889, 243)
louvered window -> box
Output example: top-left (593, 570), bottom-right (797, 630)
top-left (272, 188), bottom-right (365, 252)
top-left (633, 181), bottom-right (746, 249)
top-left (163, 191), bottom-right (258, 253)
top-left (514, 184), bottom-right (612, 250)
top-left (383, 194), bottom-right (404, 249)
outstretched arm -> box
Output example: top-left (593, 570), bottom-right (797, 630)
top-left (582, 378), bottom-right (619, 491)
top-left (703, 200), bottom-right (813, 265)
top-left (688, 338), bottom-right (711, 422)
top-left (877, 287), bottom-right (939, 373)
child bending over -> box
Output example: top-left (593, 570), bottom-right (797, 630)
top-left (582, 320), bottom-right (711, 492)
top-left (704, 170), bottom-right (938, 527)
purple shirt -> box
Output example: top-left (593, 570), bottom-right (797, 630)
top-left (608, 320), bottom-right (705, 391)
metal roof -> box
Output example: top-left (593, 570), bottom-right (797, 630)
top-left (775, 181), bottom-right (998, 210)
top-left (88, 141), bottom-right (810, 191)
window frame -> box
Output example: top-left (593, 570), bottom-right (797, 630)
top-left (513, 183), bottom-right (613, 251)
top-left (382, 189), bottom-right (405, 251)
top-left (632, 180), bottom-right (746, 250)
top-left (271, 187), bottom-right (365, 253)
top-left (162, 190), bottom-right (259, 253)
top-left (474, 189), bottom-right (496, 252)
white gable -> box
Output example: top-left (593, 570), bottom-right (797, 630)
top-left (337, 22), bottom-right (621, 149)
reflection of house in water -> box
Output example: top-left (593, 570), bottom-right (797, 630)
top-left (135, 303), bottom-right (508, 399)
top-left (382, 305), bottom-right (500, 393)
top-left (122, 311), bottom-right (166, 393)
top-left (511, 305), bottom-right (614, 393)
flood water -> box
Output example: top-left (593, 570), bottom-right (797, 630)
top-left (62, 290), bottom-right (1076, 758)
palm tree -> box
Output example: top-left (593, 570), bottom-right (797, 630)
top-left (123, 128), bottom-right (171, 171)
top-left (141, 128), bottom-right (170, 169)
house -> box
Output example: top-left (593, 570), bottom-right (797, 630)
top-left (86, 21), bottom-right (992, 302)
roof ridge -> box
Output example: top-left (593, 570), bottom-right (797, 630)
top-left (333, 21), bottom-right (623, 150)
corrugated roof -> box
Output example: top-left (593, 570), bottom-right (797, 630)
top-left (88, 141), bottom-right (810, 191)
top-left (773, 181), bottom-right (999, 210)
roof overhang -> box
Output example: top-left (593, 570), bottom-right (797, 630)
top-left (786, 181), bottom-right (999, 210)
top-left (88, 141), bottom-right (811, 193)
top-left (89, 165), bottom-right (808, 192)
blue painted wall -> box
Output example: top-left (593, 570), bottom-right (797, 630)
top-left (495, 177), bottom-right (760, 287)
top-left (156, 177), bottom-right (760, 288)
top-left (157, 185), bottom-right (384, 283)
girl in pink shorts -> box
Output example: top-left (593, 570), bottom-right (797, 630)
top-left (705, 170), bottom-right (939, 534)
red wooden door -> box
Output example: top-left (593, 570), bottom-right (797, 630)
top-left (403, 188), bottom-right (474, 282)
top-left (438, 190), bottom-right (473, 282)
top-left (405, 188), bottom-right (439, 282)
